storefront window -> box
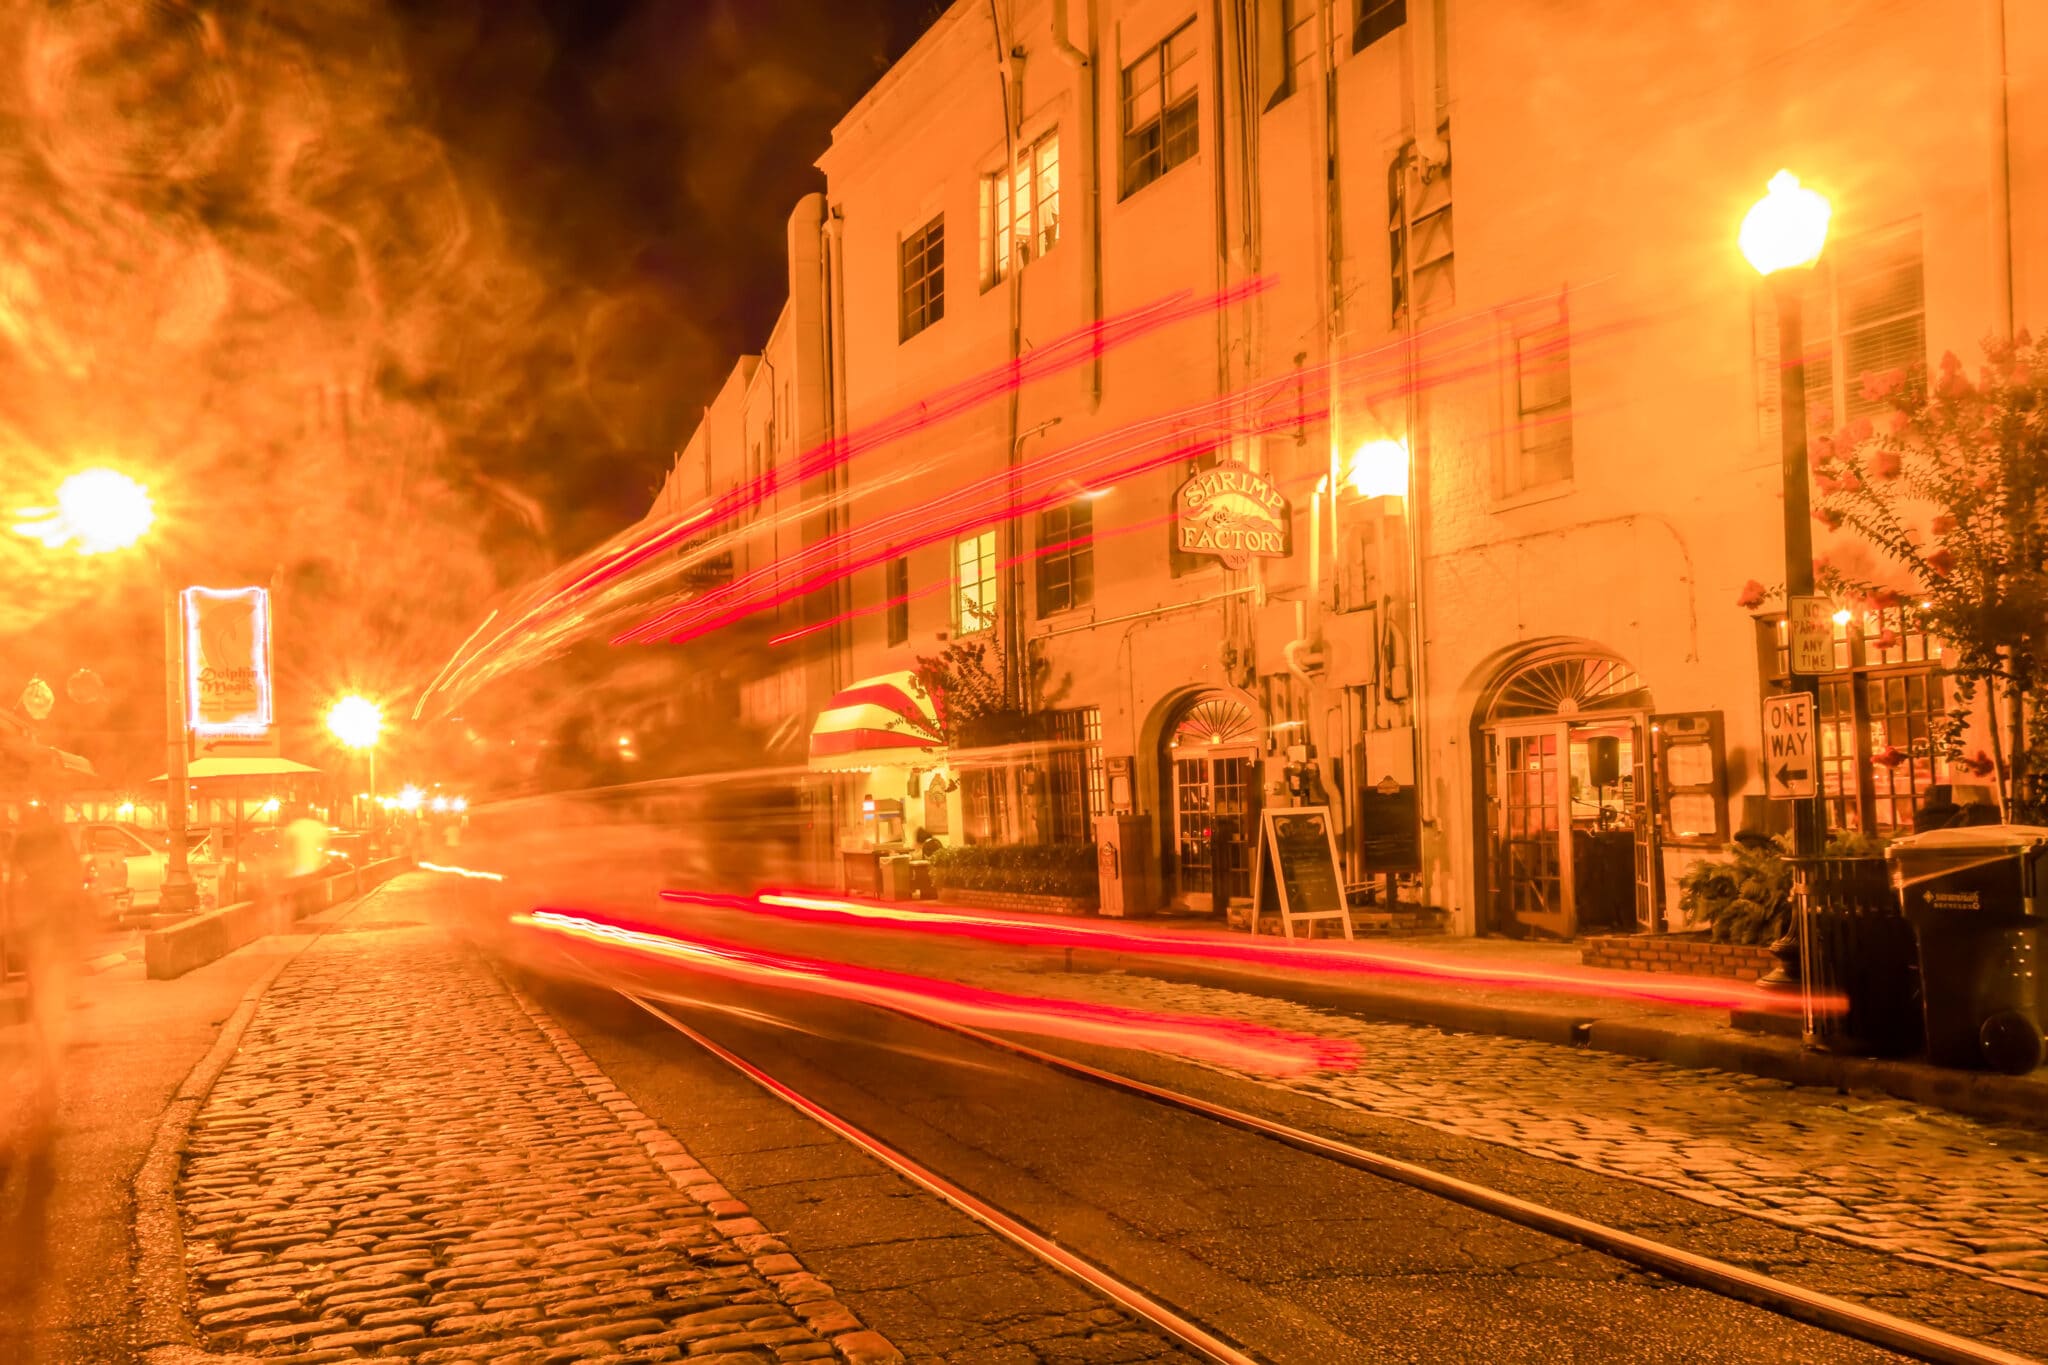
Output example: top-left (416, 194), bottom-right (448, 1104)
top-left (1759, 606), bottom-right (1949, 831)
top-left (1042, 706), bottom-right (1105, 843)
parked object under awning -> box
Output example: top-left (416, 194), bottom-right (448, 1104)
top-left (808, 671), bottom-right (946, 773)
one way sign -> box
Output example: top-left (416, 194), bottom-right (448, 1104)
top-left (1762, 693), bottom-right (1818, 800)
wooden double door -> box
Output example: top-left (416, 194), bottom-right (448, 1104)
top-left (1487, 717), bottom-right (1656, 937)
top-left (1171, 746), bottom-right (1259, 913)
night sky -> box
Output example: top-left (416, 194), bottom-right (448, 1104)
top-left (389, 0), bottom-right (944, 554)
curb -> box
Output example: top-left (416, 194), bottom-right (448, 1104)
top-left (134, 880), bottom-right (398, 1364)
top-left (500, 976), bottom-right (904, 1365)
top-left (1079, 951), bottom-right (2048, 1130)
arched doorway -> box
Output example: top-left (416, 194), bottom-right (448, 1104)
top-left (1474, 649), bottom-right (1654, 939)
top-left (1162, 691), bottom-right (1262, 914)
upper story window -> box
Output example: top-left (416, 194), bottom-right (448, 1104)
top-left (1121, 21), bottom-right (1199, 198)
top-left (954, 529), bottom-right (997, 633)
top-left (1280, 0), bottom-right (1333, 101)
top-left (885, 556), bottom-right (910, 646)
top-left (983, 130), bottom-right (1060, 290)
top-left (1388, 148), bottom-right (1454, 322)
top-left (1755, 221), bottom-right (1925, 448)
top-left (1035, 499), bottom-right (1095, 616)
top-left (1502, 300), bottom-right (1573, 497)
top-left (1355, 0), bottom-right (1405, 49)
top-left (899, 214), bottom-right (945, 341)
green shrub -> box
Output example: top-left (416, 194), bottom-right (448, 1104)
top-left (1677, 832), bottom-right (1892, 945)
top-left (931, 842), bottom-right (1098, 900)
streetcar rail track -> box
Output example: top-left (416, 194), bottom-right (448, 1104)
top-left (620, 989), bottom-right (1259, 1365)
top-left (616, 978), bottom-right (2041, 1365)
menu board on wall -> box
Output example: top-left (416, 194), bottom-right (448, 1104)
top-left (1654, 712), bottom-right (1729, 846)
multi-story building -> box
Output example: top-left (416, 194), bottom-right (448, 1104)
top-left (638, 0), bottom-right (2045, 936)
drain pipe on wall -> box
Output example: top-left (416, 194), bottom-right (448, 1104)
top-left (1049, 0), bottom-right (1102, 411)
top-left (991, 1), bottom-right (1028, 708)
top-left (1988, 0), bottom-right (2015, 337)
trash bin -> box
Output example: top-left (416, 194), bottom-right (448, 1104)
top-left (1889, 825), bottom-right (2048, 1074)
top-left (878, 854), bottom-right (914, 902)
top-left (1790, 857), bottom-right (1922, 1057)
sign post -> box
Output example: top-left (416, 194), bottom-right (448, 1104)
top-left (1250, 806), bottom-right (1354, 940)
top-left (1761, 693), bottom-right (1818, 801)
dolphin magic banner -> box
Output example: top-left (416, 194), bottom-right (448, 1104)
top-left (1173, 461), bottom-right (1293, 569)
top-left (182, 586), bottom-right (274, 737)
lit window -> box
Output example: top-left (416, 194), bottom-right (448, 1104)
top-left (954, 530), bottom-right (997, 633)
top-left (983, 130), bottom-right (1060, 289)
top-left (1035, 500), bottom-right (1094, 617)
top-left (1121, 21), bottom-right (1199, 198)
top-left (899, 215), bottom-right (945, 341)
top-left (1756, 222), bottom-right (1924, 444)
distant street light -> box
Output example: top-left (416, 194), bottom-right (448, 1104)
top-left (326, 695), bottom-right (384, 828)
top-left (1743, 169), bottom-right (1833, 992)
top-left (12, 466), bottom-right (198, 913)
top-left (10, 467), bottom-right (155, 555)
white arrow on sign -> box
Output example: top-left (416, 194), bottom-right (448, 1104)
top-left (1761, 693), bottom-right (1818, 800)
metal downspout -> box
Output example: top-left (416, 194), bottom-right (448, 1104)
top-left (991, 0), bottom-right (1027, 711)
top-left (1049, 0), bottom-right (1102, 410)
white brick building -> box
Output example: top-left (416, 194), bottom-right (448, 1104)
top-left (641, 0), bottom-right (2047, 936)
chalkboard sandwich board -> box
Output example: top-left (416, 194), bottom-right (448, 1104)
top-left (1251, 806), bottom-right (1355, 940)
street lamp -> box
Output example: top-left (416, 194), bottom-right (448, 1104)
top-left (1344, 438), bottom-right (1410, 501)
top-left (325, 695), bottom-right (383, 828)
top-left (1743, 170), bottom-right (1832, 993)
top-left (1741, 170), bottom-right (1832, 864)
top-left (11, 468), bottom-right (201, 913)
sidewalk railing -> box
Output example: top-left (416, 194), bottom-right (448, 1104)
top-left (1791, 856), bottom-right (1922, 1057)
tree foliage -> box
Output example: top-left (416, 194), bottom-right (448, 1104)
top-left (1804, 333), bottom-right (2048, 815)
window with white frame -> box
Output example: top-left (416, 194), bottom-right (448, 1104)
top-left (954, 529), bottom-right (998, 633)
top-left (1502, 301), bottom-right (1573, 496)
top-left (1121, 21), bottom-right (1199, 198)
top-left (899, 214), bottom-right (945, 341)
top-left (982, 130), bottom-right (1060, 289)
top-left (1354, 0), bottom-right (1405, 50)
top-left (1756, 222), bottom-right (1925, 448)
top-left (1280, 0), bottom-right (1332, 101)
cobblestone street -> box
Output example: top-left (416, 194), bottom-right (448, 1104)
top-left (168, 880), bottom-right (897, 1364)
top-left (975, 965), bottom-right (2048, 1301)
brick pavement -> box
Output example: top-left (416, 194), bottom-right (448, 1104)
top-left (978, 964), bottom-right (2048, 1301)
top-left (169, 878), bottom-right (900, 1364)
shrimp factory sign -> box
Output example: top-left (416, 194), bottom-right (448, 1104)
top-left (1174, 462), bottom-right (1292, 568)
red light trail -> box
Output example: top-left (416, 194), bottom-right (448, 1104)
top-left (513, 906), bottom-right (1358, 1076)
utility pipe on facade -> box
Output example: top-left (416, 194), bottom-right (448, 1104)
top-left (991, 2), bottom-right (1028, 709)
top-left (822, 201), bottom-right (853, 691)
top-left (1049, 0), bottom-right (1101, 410)
top-left (1988, 0), bottom-right (2015, 337)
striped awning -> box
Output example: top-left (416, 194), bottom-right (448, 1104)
top-left (809, 671), bottom-right (945, 773)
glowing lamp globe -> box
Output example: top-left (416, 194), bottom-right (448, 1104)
top-left (326, 695), bottom-right (383, 750)
top-left (12, 467), bottom-right (155, 554)
top-left (1345, 438), bottom-right (1410, 500)
top-left (1739, 171), bottom-right (1831, 276)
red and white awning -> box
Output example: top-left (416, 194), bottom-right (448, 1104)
top-left (808, 671), bottom-right (945, 773)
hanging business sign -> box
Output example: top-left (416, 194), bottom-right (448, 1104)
top-left (183, 586), bottom-right (274, 737)
top-left (1174, 461), bottom-right (1292, 569)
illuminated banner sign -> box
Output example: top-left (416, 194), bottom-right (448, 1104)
top-left (1174, 462), bottom-right (1292, 569)
top-left (183, 586), bottom-right (274, 737)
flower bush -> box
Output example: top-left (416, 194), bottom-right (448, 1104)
top-left (1746, 332), bottom-right (2048, 817)
top-left (930, 842), bottom-right (1099, 900)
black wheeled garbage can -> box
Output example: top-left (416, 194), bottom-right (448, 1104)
top-left (1888, 826), bottom-right (2048, 1075)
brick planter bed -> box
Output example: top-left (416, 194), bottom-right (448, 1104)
top-left (936, 887), bottom-right (1098, 916)
top-left (1580, 931), bottom-right (1775, 981)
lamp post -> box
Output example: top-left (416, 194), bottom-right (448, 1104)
top-left (11, 468), bottom-right (201, 913)
top-left (1741, 170), bottom-right (1833, 988)
top-left (325, 695), bottom-right (383, 829)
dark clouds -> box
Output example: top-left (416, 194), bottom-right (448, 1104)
top-left (388, 0), bottom-right (939, 553)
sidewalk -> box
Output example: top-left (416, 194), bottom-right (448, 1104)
top-left (731, 893), bottom-right (2048, 1131)
top-left (147, 874), bottom-right (898, 1365)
